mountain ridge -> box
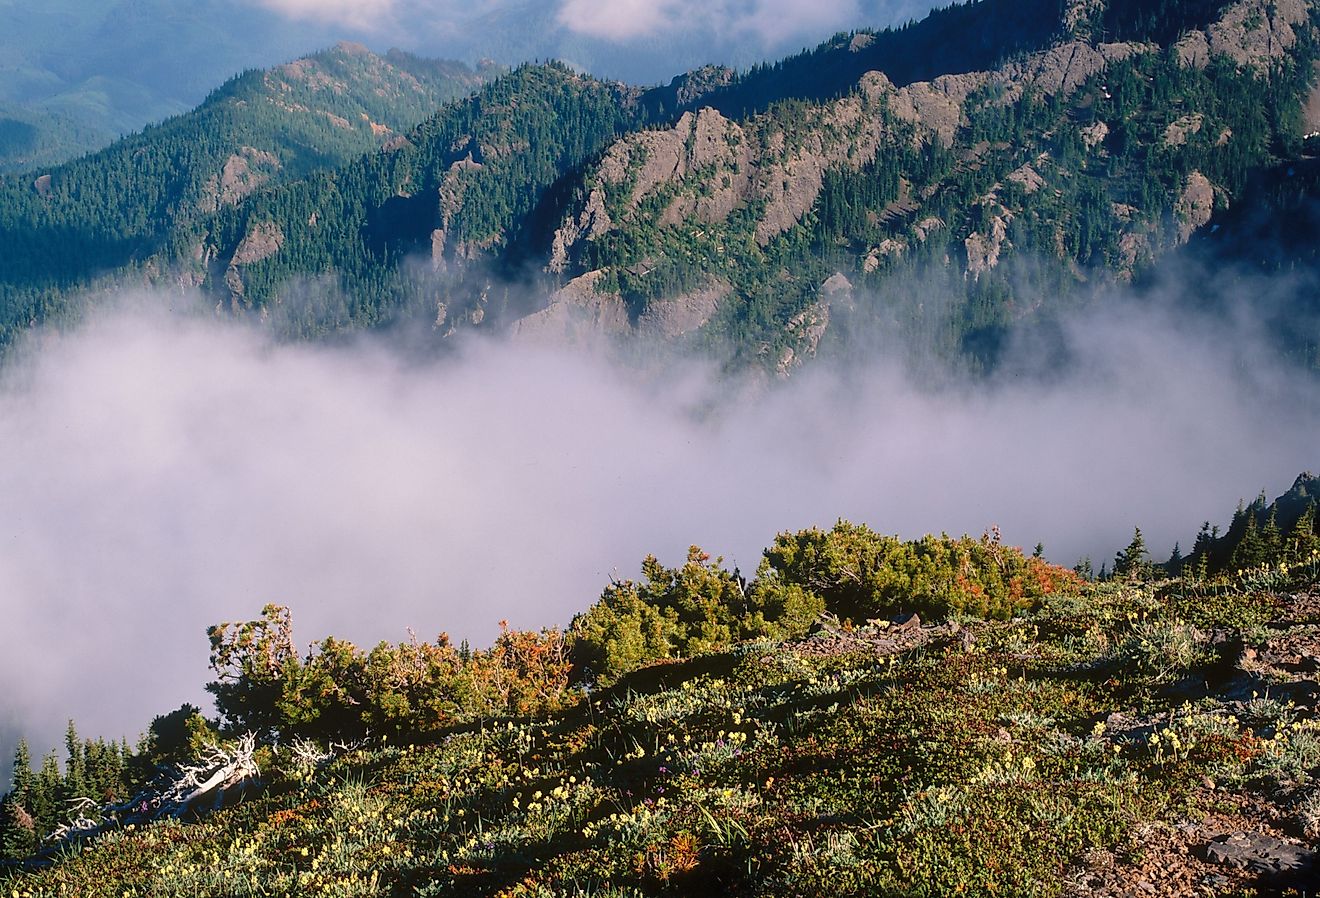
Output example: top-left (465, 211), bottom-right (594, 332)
top-left (0, 43), bottom-right (498, 344)
top-left (0, 0), bottom-right (1317, 375)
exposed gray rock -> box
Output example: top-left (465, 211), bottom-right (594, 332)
top-left (777, 299), bottom-right (831, 376)
top-left (1207, 0), bottom-right (1310, 70)
top-left (753, 91), bottom-right (889, 245)
top-left (1081, 120), bottom-right (1110, 149)
top-left (1007, 162), bottom-right (1046, 193)
top-left (549, 187), bottom-right (613, 273)
top-left (864, 239), bottom-right (907, 271)
top-left (230, 221), bottom-right (284, 266)
top-left (665, 65), bottom-right (736, 108)
top-left (430, 229), bottom-right (447, 271)
top-left (913, 216), bottom-right (945, 242)
top-left (1175, 29), bottom-right (1212, 68)
top-left (891, 73), bottom-right (985, 147)
top-left (965, 207), bottom-right (1012, 277)
top-left (1163, 114), bottom-right (1205, 148)
top-left (1303, 61), bottom-right (1320, 136)
top-left (1179, 0), bottom-right (1312, 71)
top-left (636, 281), bottom-right (729, 339)
top-left (198, 147), bottom-right (282, 214)
top-left (512, 270), bottom-right (628, 343)
top-left (995, 41), bottom-right (1152, 101)
top-left (819, 272), bottom-right (856, 312)
top-left (1174, 171), bottom-right (1216, 243)
top-left (1201, 832), bottom-right (1316, 877)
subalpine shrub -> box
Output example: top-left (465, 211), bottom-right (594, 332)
top-left (206, 606), bottom-right (573, 740)
top-left (763, 522), bottom-right (1080, 622)
top-left (568, 547), bottom-right (824, 686)
top-left (568, 580), bottom-right (671, 687)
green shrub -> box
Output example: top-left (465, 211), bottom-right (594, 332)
top-left (568, 581), bottom-right (672, 686)
top-left (206, 606), bottom-right (574, 741)
top-left (763, 521), bottom-right (1081, 622)
top-left (568, 547), bottom-right (825, 686)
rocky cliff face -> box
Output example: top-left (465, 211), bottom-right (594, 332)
top-left (198, 147), bottom-right (282, 213)
top-left (552, 33), bottom-right (1154, 276)
top-left (49, 0), bottom-right (1304, 374)
top-left (522, 0), bottom-right (1317, 369)
top-left (1175, 0), bottom-right (1311, 68)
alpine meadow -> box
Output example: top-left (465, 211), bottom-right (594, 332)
top-left (4, 0), bottom-right (1320, 895)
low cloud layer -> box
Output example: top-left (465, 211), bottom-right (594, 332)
top-left (235, 0), bottom-right (945, 82)
top-left (245, 0), bottom-right (891, 42)
top-left (242, 0), bottom-right (400, 29)
top-left (554, 0), bottom-right (869, 45)
top-left (1, 289), bottom-right (1316, 771)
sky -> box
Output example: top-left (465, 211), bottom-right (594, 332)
top-left (242, 0), bottom-right (943, 67)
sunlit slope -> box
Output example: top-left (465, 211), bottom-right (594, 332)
top-left (2, 520), bottom-right (1318, 896)
top-left (0, 43), bottom-right (495, 344)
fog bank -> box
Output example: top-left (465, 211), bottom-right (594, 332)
top-left (0, 292), bottom-right (1315, 772)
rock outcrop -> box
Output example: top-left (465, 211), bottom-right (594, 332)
top-left (1177, 0), bottom-right (1311, 70)
top-left (223, 221), bottom-right (285, 299)
top-left (1174, 171), bottom-right (1217, 243)
top-left (551, 27), bottom-right (1156, 289)
top-left (512, 271), bottom-right (629, 344)
top-left (965, 207), bottom-right (1013, 277)
top-left (1163, 113), bottom-right (1205, 148)
top-left (636, 281), bottom-right (729, 339)
top-left (889, 73), bottom-right (985, 147)
top-left (230, 221), bottom-right (284, 267)
top-left (200, 147), bottom-right (282, 212)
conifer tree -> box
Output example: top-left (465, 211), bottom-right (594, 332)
top-left (1261, 508), bottom-right (1283, 563)
top-left (1114, 527), bottom-right (1150, 580)
top-left (0, 739), bottom-right (36, 859)
top-left (9, 738), bottom-right (32, 800)
top-left (30, 751), bottom-right (62, 838)
top-left (1231, 514), bottom-right (1267, 570)
top-left (62, 720), bottom-right (85, 803)
top-left (1289, 503), bottom-right (1320, 560)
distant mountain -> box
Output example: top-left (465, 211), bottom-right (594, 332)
top-left (0, 100), bottom-right (107, 175)
top-left (0, 0), bottom-right (945, 175)
top-left (2, 0), bottom-right (1318, 373)
top-left (0, 43), bottom-right (497, 344)
top-left (536, 0), bottom-right (1320, 372)
top-left (0, 0), bottom-right (359, 169)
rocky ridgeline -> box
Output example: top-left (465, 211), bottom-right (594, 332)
top-left (526, 0), bottom-right (1319, 369)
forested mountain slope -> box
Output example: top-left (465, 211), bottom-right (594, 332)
top-left (1, 0), bottom-right (1318, 373)
top-left (542, 0), bottom-right (1320, 371)
top-left (0, 101), bottom-right (110, 176)
top-left (0, 0), bottom-right (363, 173)
top-left (0, 44), bottom-right (496, 345)
top-left (191, 0), bottom-right (1320, 371)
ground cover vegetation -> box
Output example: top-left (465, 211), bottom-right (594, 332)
top-left (3, 482), bottom-right (1320, 895)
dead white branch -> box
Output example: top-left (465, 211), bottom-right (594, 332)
top-left (46, 734), bottom-right (262, 847)
top-left (153, 733), bottom-right (259, 817)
